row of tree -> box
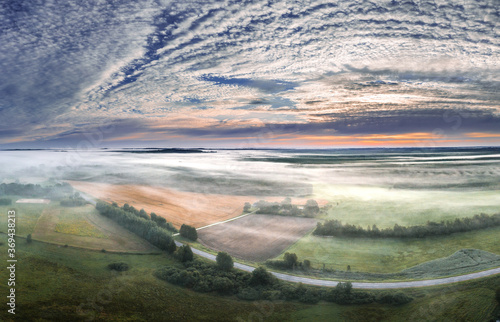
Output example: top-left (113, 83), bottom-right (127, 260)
top-left (120, 203), bottom-right (177, 233)
top-left (0, 182), bottom-right (73, 199)
top-left (266, 252), bottom-right (311, 270)
top-left (314, 213), bottom-right (500, 238)
top-left (96, 201), bottom-right (177, 253)
top-left (60, 193), bottom-right (87, 207)
top-left (154, 254), bottom-right (412, 305)
top-left (254, 198), bottom-right (320, 217)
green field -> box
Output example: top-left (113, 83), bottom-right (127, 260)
top-left (0, 237), bottom-right (499, 321)
top-left (279, 227), bottom-right (500, 274)
top-left (0, 198), bottom-right (47, 236)
top-left (313, 184), bottom-right (500, 228)
top-left (54, 206), bottom-right (108, 238)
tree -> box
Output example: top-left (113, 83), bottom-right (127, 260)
top-left (176, 245), bottom-right (193, 262)
top-left (138, 209), bottom-right (149, 219)
top-left (216, 252), bottom-right (233, 271)
top-left (304, 199), bottom-right (320, 217)
top-left (180, 224), bottom-right (198, 241)
top-left (284, 252), bottom-right (298, 269)
top-left (347, 265), bottom-right (351, 272)
top-left (243, 202), bottom-right (251, 212)
top-left (281, 197), bottom-right (292, 210)
top-left (27, 234), bottom-right (32, 244)
top-left (303, 260), bottom-right (311, 269)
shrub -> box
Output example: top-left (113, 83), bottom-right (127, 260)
top-left (0, 198), bottom-right (12, 205)
top-left (377, 291), bottom-right (413, 305)
top-left (299, 289), bottom-right (320, 304)
top-left (237, 288), bottom-right (260, 301)
top-left (108, 262), bottom-right (129, 271)
top-left (26, 233), bottom-right (32, 243)
top-left (250, 267), bottom-right (276, 286)
top-left (175, 245), bottom-right (194, 263)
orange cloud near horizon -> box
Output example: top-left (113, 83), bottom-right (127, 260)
top-left (98, 130), bottom-right (500, 148)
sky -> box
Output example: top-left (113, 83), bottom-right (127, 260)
top-left (0, 0), bottom-right (499, 149)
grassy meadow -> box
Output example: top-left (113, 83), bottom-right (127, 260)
top-left (279, 226), bottom-right (500, 274)
top-left (313, 184), bottom-right (500, 228)
top-left (0, 237), bottom-right (499, 321)
top-left (0, 198), bottom-right (47, 236)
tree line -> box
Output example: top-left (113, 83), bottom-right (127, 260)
top-left (120, 202), bottom-right (177, 233)
top-left (0, 182), bottom-right (73, 199)
top-left (154, 250), bottom-right (412, 305)
top-left (96, 201), bottom-right (177, 253)
top-left (266, 252), bottom-right (311, 270)
top-left (254, 198), bottom-right (320, 217)
top-left (60, 192), bottom-right (87, 207)
top-left (314, 213), bottom-right (500, 238)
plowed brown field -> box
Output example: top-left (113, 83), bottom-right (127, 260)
top-left (67, 181), bottom-right (257, 228)
top-left (198, 214), bottom-right (317, 262)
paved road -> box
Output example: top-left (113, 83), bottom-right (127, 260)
top-left (175, 240), bottom-right (500, 289)
top-left (78, 189), bottom-right (500, 289)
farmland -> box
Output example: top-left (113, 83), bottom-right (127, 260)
top-left (0, 200), bottom-right (46, 236)
top-left (0, 235), bottom-right (499, 321)
top-left (197, 214), bottom-right (317, 262)
top-left (68, 181), bottom-right (257, 228)
top-left (313, 184), bottom-right (500, 228)
top-left (280, 226), bottom-right (500, 274)
top-left (31, 204), bottom-right (158, 253)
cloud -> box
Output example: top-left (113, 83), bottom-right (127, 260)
top-left (0, 0), bottom-right (498, 147)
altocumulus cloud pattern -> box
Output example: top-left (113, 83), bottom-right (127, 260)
top-left (0, 0), bottom-right (498, 147)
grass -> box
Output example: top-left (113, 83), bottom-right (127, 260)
top-left (55, 220), bottom-right (108, 238)
top-left (54, 205), bottom-right (108, 238)
top-left (287, 279), bottom-right (499, 322)
top-left (0, 197), bottom-right (48, 236)
top-left (313, 184), bottom-right (500, 228)
top-left (280, 227), bottom-right (500, 274)
top-left (1, 236), bottom-right (499, 321)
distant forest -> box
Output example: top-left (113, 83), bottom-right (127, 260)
top-left (314, 213), bottom-right (500, 238)
top-left (0, 182), bottom-right (73, 198)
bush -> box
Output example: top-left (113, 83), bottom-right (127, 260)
top-left (26, 234), bottom-right (32, 243)
top-left (250, 267), bottom-right (276, 286)
top-left (179, 224), bottom-right (198, 241)
top-left (299, 289), bottom-right (320, 304)
top-left (377, 291), bottom-right (413, 305)
top-left (237, 288), bottom-right (260, 301)
top-left (212, 277), bottom-right (234, 294)
top-left (0, 198), bottom-right (12, 205)
top-left (175, 245), bottom-right (194, 263)
top-left (108, 262), bottom-right (129, 271)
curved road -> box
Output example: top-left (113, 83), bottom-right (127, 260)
top-left (80, 191), bottom-right (500, 289)
top-left (175, 240), bottom-right (500, 289)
